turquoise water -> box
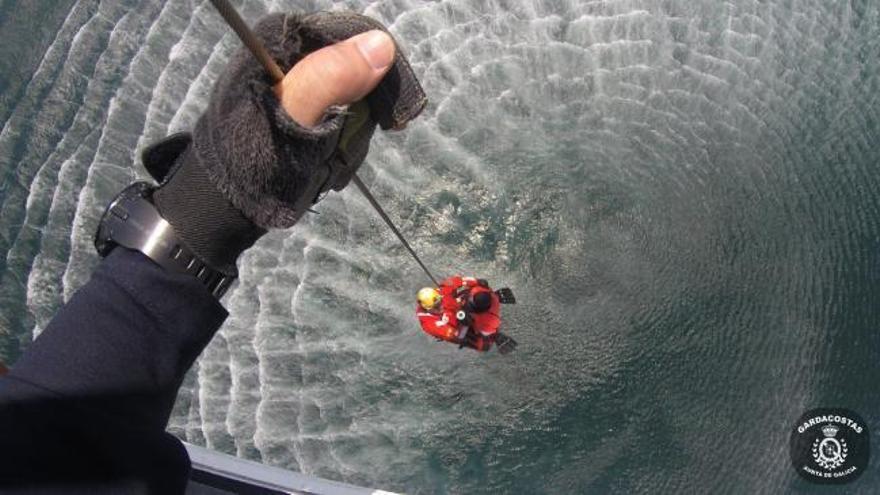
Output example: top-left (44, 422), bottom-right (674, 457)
top-left (1, 0), bottom-right (880, 493)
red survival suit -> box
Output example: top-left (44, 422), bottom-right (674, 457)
top-left (416, 276), bottom-right (501, 352)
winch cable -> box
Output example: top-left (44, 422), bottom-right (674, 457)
top-left (349, 176), bottom-right (439, 286)
top-left (209, 0), bottom-right (441, 287)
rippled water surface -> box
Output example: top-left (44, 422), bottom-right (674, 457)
top-left (2, 0), bottom-right (880, 493)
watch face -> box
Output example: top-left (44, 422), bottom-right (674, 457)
top-left (93, 182), bottom-right (153, 256)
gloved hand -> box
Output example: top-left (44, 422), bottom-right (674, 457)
top-left (148, 12), bottom-right (426, 276)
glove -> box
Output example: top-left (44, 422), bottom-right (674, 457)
top-left (149, 12), bottom-right (426, 275)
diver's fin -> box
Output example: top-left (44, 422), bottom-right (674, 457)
top-left (495, 288), bottom-right (516, 304)
top-left (495, 332), bottom-right (517, 355)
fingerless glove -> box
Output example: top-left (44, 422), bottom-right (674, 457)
top-left (149, 12), bottom-right (426, 274)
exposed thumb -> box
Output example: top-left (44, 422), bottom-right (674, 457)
top-left (274, 30), bottom-right (396, 128)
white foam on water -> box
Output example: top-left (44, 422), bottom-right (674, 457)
top-left (0, 4), bottom-right (104, 237)
top-left (0, 1), bottom-right (96, 151)
top-left (27, 139), bottom-right (99, 338)
top-left (251, 232), bottom-right (308, 472)
top-left (139, 0), bottom-right (233, 146)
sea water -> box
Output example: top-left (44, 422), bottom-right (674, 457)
top-left (1, 0), bottom-right (879, 493)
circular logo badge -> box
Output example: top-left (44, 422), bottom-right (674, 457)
top-left (790, 408), bottom-right (870, 484)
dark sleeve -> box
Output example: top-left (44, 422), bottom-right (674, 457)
top-left (0, 247), bottom-right (227, 494)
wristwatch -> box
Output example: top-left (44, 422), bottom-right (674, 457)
top-left (94, 182), bottom-right (235, 298)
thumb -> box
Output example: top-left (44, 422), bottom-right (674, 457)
top-left (274, 30), bottom-right (396, 128)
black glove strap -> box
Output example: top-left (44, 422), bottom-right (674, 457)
top-left (149, 135), bottom-right (266, 274)
top-left (95, 182), bottom-right (236, 299)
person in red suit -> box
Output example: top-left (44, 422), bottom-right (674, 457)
top-left (416, 276), bottom-right (516, 353)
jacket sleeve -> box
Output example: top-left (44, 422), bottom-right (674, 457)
top-left (417, 309), bottom-right (460, 343)
top-left (0, 247), bottom-right (227, 493)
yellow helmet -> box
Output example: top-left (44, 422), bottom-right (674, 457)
top-left (417, 287), bottom-right (442, 310)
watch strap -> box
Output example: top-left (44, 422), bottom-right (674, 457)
top-left (95, 182), bottom-right (236, 299)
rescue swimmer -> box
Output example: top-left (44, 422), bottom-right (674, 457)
top-left (416, 276), bottom-right (517, 354)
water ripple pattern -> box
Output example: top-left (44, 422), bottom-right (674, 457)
top-left (1, 0), bottom-right (879, 493)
